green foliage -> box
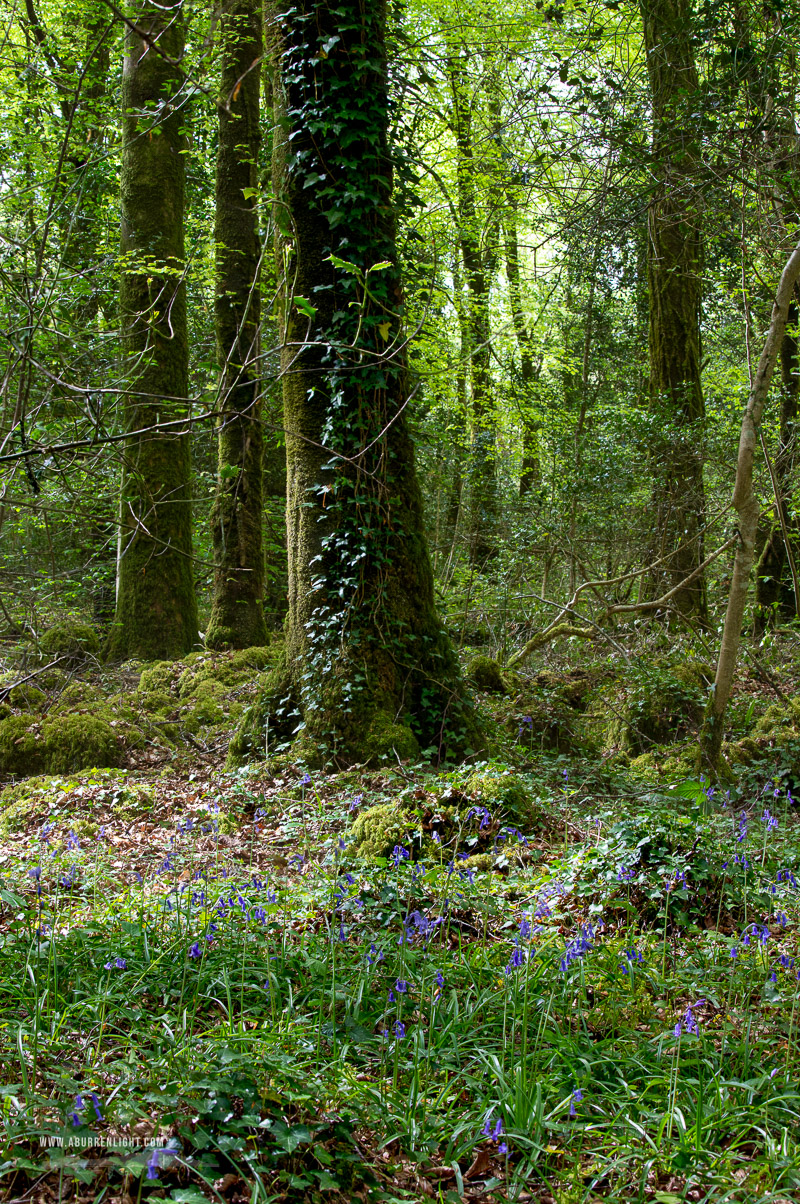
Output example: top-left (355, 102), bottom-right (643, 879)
top-left (39, 619), bottom-right (100, 665)
top-left (0, 712), bottom-right (121, 775)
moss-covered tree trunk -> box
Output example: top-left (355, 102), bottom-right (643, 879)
top-left (206, 0), bottom-right (268, 651)
top-left (238, 0), bottom-right (477, 766)
top-left (106, 0), bottom-right (198, 662)
top-left (641, 0), bottom-right (707, 621)
top-left (503, 196), bottom-right (541, 496)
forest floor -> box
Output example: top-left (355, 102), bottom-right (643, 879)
top-left (1, 632), bottom-right (800, 1203)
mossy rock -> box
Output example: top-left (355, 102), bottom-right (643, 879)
top-left (605, 658), bottom-right (710, 756)
top-left (464, 765), bottom-right (539, 827)
top-left (0, 703), bottom-right (10, 722)
top-left (0, 713), bottom-right (122, 776)
top-left (724, 700), bottom-right (800, 776)
top-left (133, 689), bottom-right (175, 717)
top-left (54, 681), bottom-right (104, 710)
top-left (467, 656), bottom-right (507, 695)
top-left (138, 661), bottom-right (180, 695)
top-left (40, 620), bottom-right (100, 665)
top-left (182, 680), bottom-right (228, 730)
top-left (533, 669), bottom-right (596, 711)
top-left (230, 646), bottom-right (274, 673)
top-left (8, 683), bottom-right (47, 711)
top-left (363, 713), bottom-right (420, 765)
top-left (350, 803), bottom-right (415, 860)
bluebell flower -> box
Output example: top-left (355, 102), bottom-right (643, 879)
top-left (569, 1087), bottom-right (583, 1118)
top-left (388, 989), bottom-right (395, 1003)
top-left (349, 794), bottom-right (362, 812)
top-left (338, 837), bottom-right (346, 851)
top-left (730, 946), bottom-right (739, 959)
top-left (498, 1141), bottom-right (508, 1155)
top-left (69, 1095), bottom-right (84, 1126)
top-left (435, 970), bottom-right (444, 988)
top-left (146, 1148), bottom-right (160, 1181)
top-left (519, 916), bottom-right (532, 939)
top-left (617, 863), bottom-right (634, 883)
top-left (763, 808), bottom-right (779, 831)
top-left (392, 844), bottom-right (410, 868)
top-left (188, 942), bottom-right (201, 959)
top-left (481, 1114), bottom-right (493, 1137)
top-left (300, 772), bottom-right (312, 786)
top-left (393, 1021), bottom-right (405, 1038)
top-left (89, 1092), bottom-right (102, 1121)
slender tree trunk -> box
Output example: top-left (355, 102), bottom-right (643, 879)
top-left (234, 0), bottom-right (477, 766)
top-left (699, 239), bottom-right (800, 772)
top-left (503, 197), bottom-right (541, 495)
top-left (447, 51), bottom-right (500, 568)
top-left (754, 296), bottom-right (800, 629)
top-left (641, 0), bottom-right (707, 621)
top-left (106, 0), bottom-right (198, 661)
top-left (206, 0), bottom-right (269, 650)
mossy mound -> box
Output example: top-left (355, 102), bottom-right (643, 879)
top-left (629, 742), bottom-right (699, 780)
top-left (604, 658), bottom-right (712, 756)
top-left (7, 683), bottom-right (47, 711)
top-left (54, 681), bottom-right (103, 710)
top-left (464, 764), bottom-right (539, 828)
top-left (363, 714), bottom-right (420, 765)
top-left (725, 699), bottom-right (800, 776)
top-left (467, 656), bottom-right (507, 695)
top-left (350, 804), bottom-right (416, 859)
top-left (0, 713), bottom-right (122, 775)
top-left (138, 661), bottom-right (179, 694)
top-left (40, 619), bottom-right (100, 665)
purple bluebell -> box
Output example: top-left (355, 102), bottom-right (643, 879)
top-left (393, 1021), bottom-right (405, 1038)
top-left (146, 1149), bottom-right (160, 1181)
top-left (69, 1095), bottom-right (84, 1126)
top-left (89, 1092), bottom-right (102, 1121)
top-left (188, 942), bottom-right (201, 959)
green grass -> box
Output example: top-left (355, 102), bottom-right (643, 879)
top-left (1, 761), bottom-right (800, 1202)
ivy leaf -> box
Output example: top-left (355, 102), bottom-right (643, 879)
top-left (294, 297), bottom-right (317, 319)
top-left (377, 321), bottom-right (391, 341)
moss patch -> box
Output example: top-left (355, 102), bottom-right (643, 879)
top-left (467, 656), bottom-right (506, 694)
top-left (40, 619), bottom-right (100, 665)
top-left (8, 684), bottom-right (47, 711)
top-left (0, 713), bottom-right (122, 776)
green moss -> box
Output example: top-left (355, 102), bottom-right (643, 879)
top-left (362, 713), bottom-right (419, 765)
top-left (464, 765), bottom-right (539, 827)
top-left (138, 661), bottom-right (180, 694)
top-left (182, 680), bottom-right (227, 728)
top-left (230, 646), bottom-right (274, 672)
top-left (133, 689), bottom-right (175, 717)
top-left (0, 776), bottom-right (56, 834)
top-left (350, 804), bottom-right (413, 859)
top-left (8, 684), bottom-right (46, 711)
top-left (0, 702), bottom-right (9, 721)
top-left (604, 658), bottom-right (710, 756)
top-left (0, 713), bottom-right (122, 776)
top-left (54, 681), bottom-right (103, 710)
top-left (40, 619), bottom-right (100, 664)
top-left (467, 656), bottom-right (506, 694)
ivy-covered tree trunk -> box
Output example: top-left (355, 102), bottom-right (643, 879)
top-left (106, 0), bottom-right (198, 661)
top-left (206, 0), bottom-right (268, 650)
top-left (232, 0), bottom-right (478, 766)
top-left (641, 0), bottom-right (707, 621)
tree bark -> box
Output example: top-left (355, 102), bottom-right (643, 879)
top-left (233, 0), bottom-right (478, 766)
top-left (447, 49), bottom-right (500, 568)
top-left (206, 0), bottom-right (269, 650)
top-left (106, 0), bottom-right (198, 661)
top-left (699, 239), bottom-right (800, 772)
top-left (503, 198), bottom-right (541, 495)
top-left (641, 0), bottom-right (707, 621)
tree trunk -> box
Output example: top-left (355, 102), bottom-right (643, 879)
top-left (641, 0), bottom-right (707, 621)
top-left (206, 0), bottom-right (269, 650)
top-left (447, 50), bottom-right (500, 568)
top-left (106, 0), bottom-right (198, 661)
top-left (232, 0), bottom-right (478, 766)
top-left (699, 239), bottom-right (800, 772)
top-left (754, 297), bottom-right (800, 630)
top-left (503, 198), bottom-right (541, 496)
